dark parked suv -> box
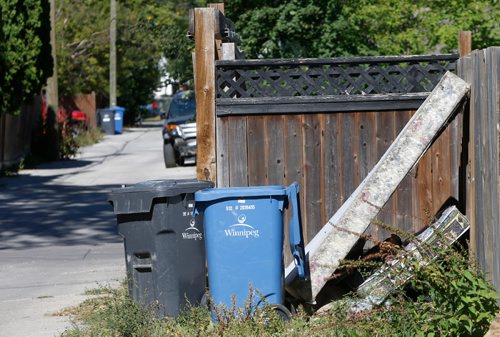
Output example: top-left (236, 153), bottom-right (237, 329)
top-left (162, 90), bottom-right (197, 167)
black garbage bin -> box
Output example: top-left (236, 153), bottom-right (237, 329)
top-left (97, 108), bottom-right (115, 135)
top-left (108, 179), bottom-right (213, 317)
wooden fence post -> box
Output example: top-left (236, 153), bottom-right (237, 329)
top-left (88, 92), bottom-right (97, 128)
top-left (194, 7), bottom-right (217, 182)
top-left (459, 31), bottom-right (472, 57)
top-left (208, 3), bottom-right (224, 60)
top-left (459, 51), bottom-right (477, 255)
top-left (460, 48), bottom-right (500, 293)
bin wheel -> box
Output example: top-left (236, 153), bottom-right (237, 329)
top-left (270, 303), bottom-right (292, 321)
top-left (163, 143), bottom-right (176, 168)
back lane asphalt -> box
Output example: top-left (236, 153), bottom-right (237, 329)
top-left (0, 123), bottom-right (196, 337)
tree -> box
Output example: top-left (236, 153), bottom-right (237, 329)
top-left (0, 0), bottom-right (52, 115)
top-left (116, 0), bottom-right (205, 121)
top-left (56, 0), bottom-right (110, 98)
top-left (226, 0), bottom-right (500, 58)
top-left (341, 0), bottom-right (500, 55)
top-left (55, 0), bottom-right (203, 123)
top-left (155, 0), bottom-right (205, 86)
top-left (114, 1), bottom-right (164, 121)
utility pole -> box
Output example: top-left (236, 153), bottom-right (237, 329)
top-left (46, 0), bottom-right (59, 159)
top-left (47, 0), bottom-right (58, 114)
top-left (110, 0), bottom-right (117, 107)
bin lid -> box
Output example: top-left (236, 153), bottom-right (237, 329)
top-left (109, 105), bottom-right (125, 113)
top-left (195, 185), bottom-right (287, 202)
top-left (109, 179), bottom-right (213, 214)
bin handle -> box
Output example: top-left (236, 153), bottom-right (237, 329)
top-left (286, 182), bottom-right (308, 280)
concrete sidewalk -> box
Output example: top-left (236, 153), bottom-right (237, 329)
top-left (0, 126), bottom-right (195, 337)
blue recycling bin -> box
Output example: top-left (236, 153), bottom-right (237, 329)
top-left (111, 106), bottom-right (125, 134)
top-left (194, 182), bottom-right (308, 318)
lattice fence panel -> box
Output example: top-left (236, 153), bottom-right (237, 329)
top-left (216, 55), bottom-right (458, 99)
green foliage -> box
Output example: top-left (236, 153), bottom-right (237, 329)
top-left (115, 0), bottom-right (164, 123)
top-left (154, 1), bottom-right (205, 85)
top-left (0, 0), bottom-right (52, 115)
top-left (56, 0), bottom-right (204, 124)
top-left (73, 126), bottom-right (103, 148)
top-left (346, 0), bottom-right (500, 55)
top-left (56, 0), bottom-right (110, 97)
top-left (324, 247), bottom-right (491, 334)
top-left (60, 284), bottom-right (160, 337)
top-left (58, 122), bottom-right (104, 159)
top-left (61, 284), bottom-right (288, 337)
top-left (227, 0), bottom-right (326, 58)
top-left (226, 0), bottom-right (500, 58)
top-left (407, 248), bottom-right (499, 336)
top-left (61, 245), bottom-right (499, 337)
top-left (308, 245), bottom-right (499, 337)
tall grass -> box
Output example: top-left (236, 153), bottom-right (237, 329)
top-left (73, 126), bottom-right (104, 148)
top-left (61, 243), bottom-right (498, 337)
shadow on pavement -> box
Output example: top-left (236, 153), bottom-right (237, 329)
top-left (27, 159), bottom-right (94, 170)
top-left (0, 174), bottom-right (122, 250)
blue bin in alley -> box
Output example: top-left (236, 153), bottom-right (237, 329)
top-left (111, 106), bottom-right (125, 134)
top-left (194, 182), bottom-right (308, 318)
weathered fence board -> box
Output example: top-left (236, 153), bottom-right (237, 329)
top-left (303, 113), bottom-right (323, 241)
top-left (228, 117), bottom-right (248, 186)
top-left (217, 93), bottom-right (430, 115)
top-left (247, 116), bottom-right (267, 186)
top-left (216, 115), bottom-right (229, 187)
top-left (266, 115), bottom-right (285, 186)
top-left (0, 97), bottom-right (41, 170)
top-left (395, 110), bottom-right (414, 233)
top-left (458, 47), bottom-right (500, 293)
top-left (323, 114), bottom-right (339, 217)
top-left (375, 110), bottom-right (396, 232)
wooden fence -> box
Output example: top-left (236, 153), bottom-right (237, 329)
top-left (0, 97), bottom-right (41, 170)
top-left (61, 92), bottom-right (97, 128)
top-left (0, 93), bottom-right (96, 170)
top-left (458, 47), bottom-right (500, 293)
top-left (214, 55), bottom-right (462, 252)
top-left (194, 5), bottom-right (499, 292)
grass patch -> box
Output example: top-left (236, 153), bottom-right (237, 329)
top-left (74, 127), bottom-right (104, 148)
top-left (61, 246), bottom-right (498, 337)
top-left (83, 286), bottom-right (116, 296)
top-left (143, 116), bottom-right (162, 122)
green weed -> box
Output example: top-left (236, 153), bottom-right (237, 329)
top-left (73, 126), bottom-right (104, 148)
top-left (60, 244), bottom-right (498, 336)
